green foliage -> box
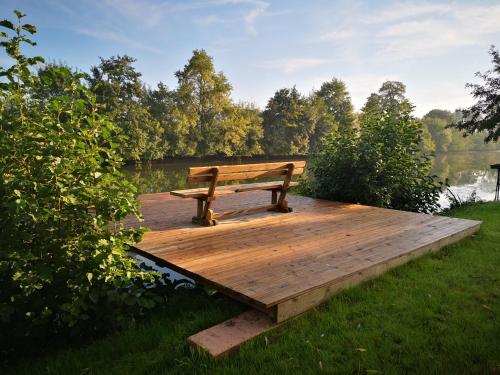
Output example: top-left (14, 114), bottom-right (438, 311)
top-left (421, 108), bottom-right (500, 152)
top-left (452, 46), bottom-right (500, 142)
top-left (315, 78), bottom-right (356, 129)
top-left (423, 116), bottom-right (452, 152)
top-left (263, 87), bottom-right (316, 155)
top-left (311, 99), bottom-right (444, 213)
top-left (361, 81), bottom-right (407, 116)
top-left (0, 11), bottom-right (161, 348)
top-left (145, 50), bottom-right (263, 158)
top-left (307, 95), bottom-right (338, 152)
top-left (144, 83), bottom-right (188, 157)
top-left (88, 55), bottom-right (166, 161)
top-left (419, 124), bottom-right (436, 153)
top-left (220, 103), bottom-right (263, 156)
top-left (174, 50), bottom-right (232, 156)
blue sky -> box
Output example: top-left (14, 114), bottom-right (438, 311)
top-left (2, 0), bottom-right (500, 116)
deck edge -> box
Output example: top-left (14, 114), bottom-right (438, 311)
top-left (274, 220), bottom-right (481, 322)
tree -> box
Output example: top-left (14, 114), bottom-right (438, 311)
top-left (88, 55), bottom-right (165, 161)
top-left (34, 63), bottom-right (82, 101)
top-left (0, 12), bottom-right (160, 348)
top-left (452, 46), bottom-right (500, 142)
top-left (361, 81), bottom-right (407, 115)
top-left (311, 99), bottom-right (443, 213)
top-left (361, 81), bottom-right (439, 154)
top-left (263, 87), bottom-right (316, 155)
top-left (422, 111), bottom-right (453, 152)
top-left (145, 82), bottom-right (194, 157)
top-left (420, 125), bottom-right (436, 153)
top-left (315, 78), bottom-right (355, 129)
top-left (308, 95), bottom-right (338, 152)
top-left (219, 102), bottom-right (263, 156)
top-left (174, 49), bottom-right (233, 156)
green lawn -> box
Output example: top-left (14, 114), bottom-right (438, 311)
top-left (6, 202), bottom-right (500, 375)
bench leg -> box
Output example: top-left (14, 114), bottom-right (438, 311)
top-left (192, 198), bottom-right (218, 226)
top-left (268, 189), bottom-right (293, 213)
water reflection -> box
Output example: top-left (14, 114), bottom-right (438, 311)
top-left (121, 151), bottom-right (500, 208)
top-left (432, 151), bottom-right (500, 207)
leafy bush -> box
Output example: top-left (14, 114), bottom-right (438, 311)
top-left (0, 11), bottom-right (161, 349)
top-left (310, 100), bottom-right (444, 213)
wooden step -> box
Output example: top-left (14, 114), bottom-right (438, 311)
top-left (187, 310), bottom-right (278, 358)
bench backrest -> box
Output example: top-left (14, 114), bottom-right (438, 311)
top-left (187, 161), bottom-right (306, 183)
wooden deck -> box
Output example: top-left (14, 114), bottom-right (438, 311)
top-left (128, 191), bottom-right (481, 324)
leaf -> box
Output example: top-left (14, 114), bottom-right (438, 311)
top-left (27, 56), bottom-right (45, 64)
top-left (0, 20), bottom-right (15, 31)
top-left (86, 272), bottom-right (93, 283)
top-left (22, 24), bottom-right (36, 34)
top-left (14, 10), bottom-right (26, 19)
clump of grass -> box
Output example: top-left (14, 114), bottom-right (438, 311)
top-left (444, 188), bottom-right (483, 211)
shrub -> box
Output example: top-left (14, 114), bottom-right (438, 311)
top-left (311, 100), bottom-right (444, 213)
top-left (0, 11), bottom-right (161, 350)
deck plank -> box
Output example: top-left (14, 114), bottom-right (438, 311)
top-left (128, 191), bottom-right (480, 314)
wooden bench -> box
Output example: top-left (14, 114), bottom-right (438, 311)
top-left (170, 161), bottom-right (306, 226)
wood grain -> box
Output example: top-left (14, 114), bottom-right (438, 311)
top-left (170, 181), bottom-right (298, 198)
top-left (189, 161), bottom-right (306, 175)
top-left (187, 309), bottom-right (277, 358)
top-left (128, 191), bottom-right (481, 321)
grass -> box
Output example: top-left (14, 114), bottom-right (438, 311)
top-left (5, 202), bottom-right (500, 374)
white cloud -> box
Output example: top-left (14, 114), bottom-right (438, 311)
top-left (193, 14), bottom-right (227, 26)
top-left (76, 28), bottom-right (162, 54)
top-left (363, 2), bottom-right (451, 24)
top-left (375, 4), bottom-right (500, 59)
top-left (319, 29), bottom-right (357, 42)
top-left (243, 1), bottom-right (268, 36)
top-left (317, 2), bottom-right (500, 61)
top-left (191, 0), bottom-right (270, 36)
top-left (258, 58), bottom-right (336, 74)
top-left (98, 0), bottom-right (169, 27)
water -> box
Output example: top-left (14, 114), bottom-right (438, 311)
top-left (432, 151), bottom-right (499, 208)
top-left (122, 151), bottom-right (500, 209)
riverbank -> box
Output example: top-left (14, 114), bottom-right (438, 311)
top-left (6, 202), bottom-right (500, 374)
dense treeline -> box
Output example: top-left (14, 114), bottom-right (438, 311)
top-left (422, 109), bottom-right (500, 153)
top-left (43, 50), bottom-right (498, 162)
top-left (83, 50), bottom-right (358, 160)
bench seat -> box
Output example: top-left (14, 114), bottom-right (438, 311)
top-left (171, 181), bottom-right (299, 199)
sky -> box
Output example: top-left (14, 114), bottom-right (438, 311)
top-left (1, 0), bottom-right (500, 116)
